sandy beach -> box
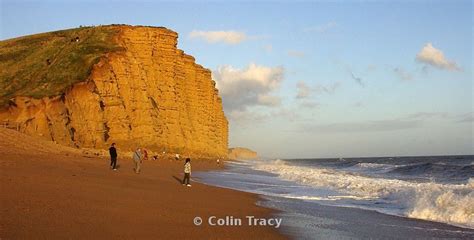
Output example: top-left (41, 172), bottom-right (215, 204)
top-left (0, 128), bottom-right (286, 239)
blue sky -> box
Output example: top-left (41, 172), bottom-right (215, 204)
top-left (1, 0), bottom-right (472, 158)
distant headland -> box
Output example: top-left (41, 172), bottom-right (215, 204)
top-left (228, 147), bottom-right (258, 160)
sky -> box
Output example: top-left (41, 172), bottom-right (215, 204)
top-left (1, 0), bottom-right (473, 158)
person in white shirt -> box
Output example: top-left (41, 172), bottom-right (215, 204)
top-left (182, 158), bottom-right (191, 187)
top-left (132, 148), bottom-right (142, 174)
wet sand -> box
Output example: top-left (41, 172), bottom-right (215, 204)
top-left (0, 128), bottom-right (286, 239)
top-left (265, 196), bottom-right (474, 239)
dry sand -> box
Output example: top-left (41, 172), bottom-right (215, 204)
top-left (0, 128), bottom-right (286, 239)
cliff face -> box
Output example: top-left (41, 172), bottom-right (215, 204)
top-left (0, 25), bottom-right (228, 158)
top-left (228, 147), bottom-right (258, 160)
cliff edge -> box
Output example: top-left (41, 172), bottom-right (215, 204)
top-left (0, 25), bottom-right (228, 158)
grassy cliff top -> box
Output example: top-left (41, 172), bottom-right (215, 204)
top-left (0, 25), bottom-right (126, 107)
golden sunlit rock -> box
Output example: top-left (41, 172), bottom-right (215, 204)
top-left (0, 25), bottom-right (228, 158)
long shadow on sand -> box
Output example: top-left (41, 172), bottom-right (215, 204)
top-left (172, 176), bottom-right (182, 184)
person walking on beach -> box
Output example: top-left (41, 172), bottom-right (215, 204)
top-left (133, 148), bottom-right (142, 174)
top-left (182, 158), bottom-right (191, 187)
top-left (109, 143), bottom-right (118, 171)
top-left (142, 148), bottom-right (149, 161)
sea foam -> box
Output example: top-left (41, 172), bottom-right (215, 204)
top-left (253, 160), bottom-right (474, 228)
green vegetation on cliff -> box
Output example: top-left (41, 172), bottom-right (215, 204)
top-left (0, 26), bottom-right (125, 107)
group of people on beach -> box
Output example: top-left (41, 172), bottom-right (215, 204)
top-left (108, 143), bottom-right (193, 186)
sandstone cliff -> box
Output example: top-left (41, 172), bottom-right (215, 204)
top-left (228, 147), bottom-right (258, 160)
top-left (0, 25), bottom-right (228, 158)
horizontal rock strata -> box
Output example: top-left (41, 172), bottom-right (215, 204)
top-left (0, 25), bottom-right (228, 158)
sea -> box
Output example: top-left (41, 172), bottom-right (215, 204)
top-left (195, 155), bottom-right (474, 239)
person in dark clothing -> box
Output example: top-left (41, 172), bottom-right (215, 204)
top-left (109, 143), bottom-right (118, 171)
top-left (182, 158), bottom-right (192, 187)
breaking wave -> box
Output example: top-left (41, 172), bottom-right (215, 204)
top-left (253, 160), bottom-right (474, 228)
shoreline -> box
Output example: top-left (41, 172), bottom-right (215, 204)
top-left (195, 159), bottom-right (474, 239)
top-left (0, 129), bottom-right (286, 239)
top-left (265, 196), bottom-right (474, 239)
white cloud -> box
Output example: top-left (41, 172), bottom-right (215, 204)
top-left (257, 95), bottom-right (281, 107)
top-left (299, 101), bottom-right (320, 109)
top-left (349, 71), bottom-right (365, 87)
top-left (416, 43), bottom-right (461, 71)
top-left (301, 111), bottom-right (470, 133)
top-left (393, 67), bottom-right (413, 81)
top-left (314, 82), bottom-right (340, 94)
top-left (406, 111), bottom-right (473, 123)
top-left (228, 107), bottom-right (301, 125)
top-left (189, 30), bottom-right (247, 45)
top-left (296, 81), bottom-right (312, 99)
top-left (407, 112), bottom-right (448, 119)
top-left (296, 81), bottom-right (340, 99)
top-left (227, 109), bottom-right (268, 124)
top-left (213, 63), bottom-right (284, 111)
top-left (302, 119), bottom-right (422, 133)
top-left (334, 60), bottom-right (367, 87)
top-left (270, 108), bottom-right (301, 122)
top-left (288, 50), bottom-right (305, 58)
top-left (263, 44), bottom-right (273, 53)
top-left (304, 22), bottom-right (338, 33)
